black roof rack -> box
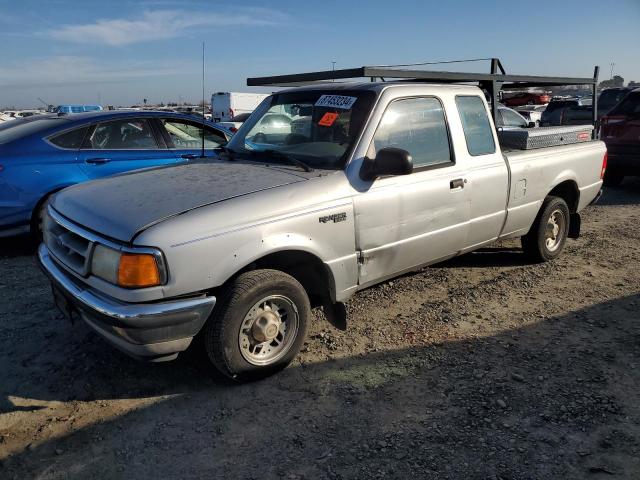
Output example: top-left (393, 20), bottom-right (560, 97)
top-left (247, 58), bottom-right (600, 137)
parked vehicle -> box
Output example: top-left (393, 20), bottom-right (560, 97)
top-left (38, 68), bottom-right (605, 381)
top-left (540, 98), bottom-right (591, 126)
top-left (216, 112), bottom-right (252, 132)
top-left (1, 110), bottom-right (43, 120)
top-left (0, 111), bottom-right (18, 122)
top-left (497, 106), bottom-right (534, 129)
top-left (514, 104), bottom-right (546, 126)
top-left (211, 92), bottom-right (269, 122)
top-left (0, 111), bottom-right (233, 238)
top-left (503, 91), bottom-right (551, 107)
top-left (598, 87), bottom-right (633, 116)
top-left (600, 89), bottom-right (640, 185)
top-left (55, 105), bottom-right (103, 114)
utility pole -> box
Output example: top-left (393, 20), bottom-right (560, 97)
top-left (331, 61), bottom-right (336, 82)
top-left (610, 62), bottom-right (615, 79)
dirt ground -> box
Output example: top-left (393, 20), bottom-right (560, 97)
top-left (1, 180), bottom-right (639, 480)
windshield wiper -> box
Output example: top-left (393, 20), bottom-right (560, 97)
top-left (249, 149), bottom-right (314, 172)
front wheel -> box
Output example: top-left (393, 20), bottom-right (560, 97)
top-left (203, 269), bottom-right (310, 382)
top-left (521, 196), bottom-right (570, 262)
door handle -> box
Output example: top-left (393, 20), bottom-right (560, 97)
top-left (85, 158), bottom-right (111, 164)
top-left (181, 153), bottom-right (198, 159)
top-left (450, 178), bottom-right (465, 189)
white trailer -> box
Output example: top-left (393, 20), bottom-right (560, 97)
top-left (211, 92), bottom-right (269, 122)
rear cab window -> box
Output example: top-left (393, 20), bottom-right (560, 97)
top-left (455, 96), bottom-right (496, 156)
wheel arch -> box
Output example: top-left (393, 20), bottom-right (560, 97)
top-left (547, 179), bottom-right (580, 213)
top-left (225, 249), bottom-right (336, 308)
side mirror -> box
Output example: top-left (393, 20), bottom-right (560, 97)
top-left (527, 121), bottom-right (536, 128)
top-left (361, 147), bottom-right (413, 180)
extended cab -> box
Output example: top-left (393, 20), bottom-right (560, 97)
top-left (38, 69), bottom-right (606, 381)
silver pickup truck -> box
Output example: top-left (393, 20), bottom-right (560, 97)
top-left (38, 77), bottom-right (606, 381)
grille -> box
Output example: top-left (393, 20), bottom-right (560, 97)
top-left (43, 209), bottom-right (94, 276)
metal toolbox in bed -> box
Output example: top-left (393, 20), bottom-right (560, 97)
top-left (498, 125), bottom-right (594, 150)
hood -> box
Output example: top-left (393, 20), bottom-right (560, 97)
top-left (52, 160), bottom-right (308, 242)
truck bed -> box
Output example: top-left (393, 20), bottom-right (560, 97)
top-left (500, 140), bottom-right (606, 238)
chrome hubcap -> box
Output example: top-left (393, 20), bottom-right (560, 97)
top-left (545, 209), bottom-right (565, 252)
top-left (239, 295), bottom-right (299, 366)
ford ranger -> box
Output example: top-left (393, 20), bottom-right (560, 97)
top-left (38, 66), bottom-right (606, 381)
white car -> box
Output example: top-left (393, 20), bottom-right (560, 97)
top-left (514, 104), bottom-right (547, 126)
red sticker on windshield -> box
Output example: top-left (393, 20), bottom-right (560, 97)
top-left (318, 112), bottom-right (339, 127)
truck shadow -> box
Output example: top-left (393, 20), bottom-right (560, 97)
top-left (1, 294), bottom-right (638, 479)
top-left (598, 177), bottom-right (640, 206)
top-left (439, 246), bottom-right (528, 268)
top-left (0, 235), bottom-right (37, 259)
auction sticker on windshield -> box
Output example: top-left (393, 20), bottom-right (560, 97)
top-left (315, 95), bottom-right (358, 110)
top-left (318, 112), bottom-right (339, 127)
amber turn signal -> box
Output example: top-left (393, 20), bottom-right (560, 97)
top-left (118, 253), bottom-right (161, 288)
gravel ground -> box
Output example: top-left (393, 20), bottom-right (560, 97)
top-left (1, 181), bottom-right (639, 480)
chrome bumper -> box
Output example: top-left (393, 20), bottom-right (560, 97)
top-left (38, 244), bottom-right (216, 361)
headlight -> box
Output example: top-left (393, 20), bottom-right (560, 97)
top-left (91, 244), bottom-right (164, 288)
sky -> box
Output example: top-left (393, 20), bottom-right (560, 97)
top-left (1, 0), bottom-right (639, 108)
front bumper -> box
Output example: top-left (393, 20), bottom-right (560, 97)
top-left (38, 244), bottom-right (216, 361)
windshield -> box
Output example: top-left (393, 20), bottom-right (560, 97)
top-left (226, 90), bottom-right (376, 169)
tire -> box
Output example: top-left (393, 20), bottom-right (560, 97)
top-left (603, 172), bottom-right (624, 187)
top-left (521, 196), bottom-right (570, 262)
top-left (203, 269), bottom-right (311, 382)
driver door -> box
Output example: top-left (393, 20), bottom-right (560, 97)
top-left (353, 96), bottom-right (470, 287)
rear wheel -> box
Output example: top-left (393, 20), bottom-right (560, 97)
top-left (203, 269), bottom-right (310, 382)
top-left (522, 196), bottom-right (570, 262)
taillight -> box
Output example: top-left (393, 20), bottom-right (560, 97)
top-left (230, 127), bottom-right (238, 133)
top-left (600, 152), bottom-right (608, 180)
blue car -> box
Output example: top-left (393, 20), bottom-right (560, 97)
top-left (54, 105), bottom-right (103, 114)
top-left (0, 110), bottom-right (233, 237)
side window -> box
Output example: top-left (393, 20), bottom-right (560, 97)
top-left (455, 96), bottom-right (496, 156)
top-left (161, 119), bottom-right (227, 149)
top-left (49, 126), bottom-right (89, 149)
top-left (83, 119), bottom-right (159, 150)
top-left (371, 97), bottom-right (452, 168)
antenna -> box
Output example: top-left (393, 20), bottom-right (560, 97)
top-left (201, 41), bottom-right (206, 158)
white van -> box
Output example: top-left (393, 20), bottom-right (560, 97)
top-left (211, 92), bottom-right (269, 123)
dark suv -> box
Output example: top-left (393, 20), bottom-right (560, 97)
top-left (599, 88), bottom-right (634, 116)
top-left (600, 89), bottom-right (640, 185)
top-left (540, 99), bottom-right (587, 126)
